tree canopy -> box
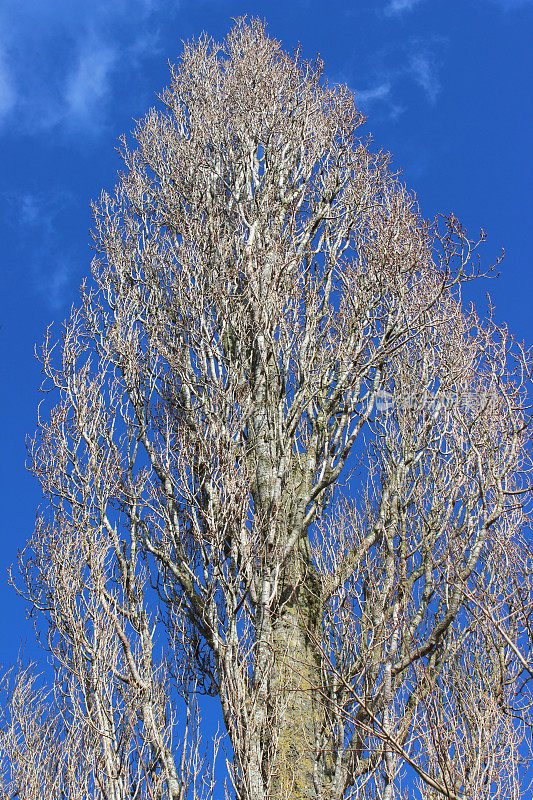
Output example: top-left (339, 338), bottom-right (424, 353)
top-left (1, 18), bottom-right (533, 800)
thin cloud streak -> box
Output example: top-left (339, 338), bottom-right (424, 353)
top-left (385, 0), bottom-right (533, 13)
top-left (10, 190), bottom-right (77, 309)
top-left (409, 52), bottom-right (440, 104)
top-left (0, 0), bottom-right (177, 138)
top-left (488, 0), bottom-right (533, 5)
top-left (0, 47), bottom-right (15, 122)
top-left (356, 82), bottom-right (392, 103)
top-left (351, 41), bottom-right (441, 119)
top-left (64, 40), bottom-right (117, 131)
top-left (354, 81), bottom-right (403, 121)
top-left (384, 0), bottom-right (425, 15)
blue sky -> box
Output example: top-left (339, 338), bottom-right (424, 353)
top-left (0, 0), bottom-right (531, 665)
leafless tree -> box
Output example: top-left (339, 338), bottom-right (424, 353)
top-left (3, 18), bottom-right (533, 800)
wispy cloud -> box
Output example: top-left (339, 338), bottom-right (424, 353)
top-left (408, 52), bottom-right (440, 104)
top-left (45, 258), bottom-right (72, 310)
top-left (0, 0), bottom-right (174, 139)
top-left (11, 190), bottom-right (77, 309)
top-left (64, 38), bottom-right (117, 132)
top-left (488, 0), bottom-right (533, 5)
top-left (351, 40), bottom-right (441, 119)
top-left (356, 82), bottom-right (392, 104)
top-left (20, 194), bottom-right (41, 227)
top-left (353, 81), bottom-right (404, 120)
top-left (0, 46), bottom-right (15, 122)
top-left (384, 0), bottom-right (425, 15)
top-left (386, 0), bottom-right (533, 13)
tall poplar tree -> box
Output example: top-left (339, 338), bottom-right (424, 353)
top-left (2, 19), bottom-right (532, 800)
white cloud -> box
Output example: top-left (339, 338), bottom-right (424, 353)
top-left (408, 52), bottom-right (440, 104)
top-left (350, 42), bottom-right (440, 119)
top-left (386, 0), bottom-right (533, 13)
top-left (385, 0), bottom-right (425, 15)
top-left (64, 39), bottom-right (116, 131)
top-left (0, 0), bottom-right (174, 139)
top-left (356, 82), bottom-right (392, 104)
top-left (129, 30), bottom-right (162, 62)
top-left (20, 194), bottom-right (41, 226)
top-left (10, 190), bottom-right (77, 308)
top-left (354, 81), bottom-right (404, 121)
top-left (46, 258), bottom-right (72, 310)
top-left (0, 47), bottom-right (15, 122)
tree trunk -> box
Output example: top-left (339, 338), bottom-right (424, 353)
top-left (270, 545), bottom-right (323, 800)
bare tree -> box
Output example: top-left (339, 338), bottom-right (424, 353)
top-left (3, 18), bottom-right (533, 800)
